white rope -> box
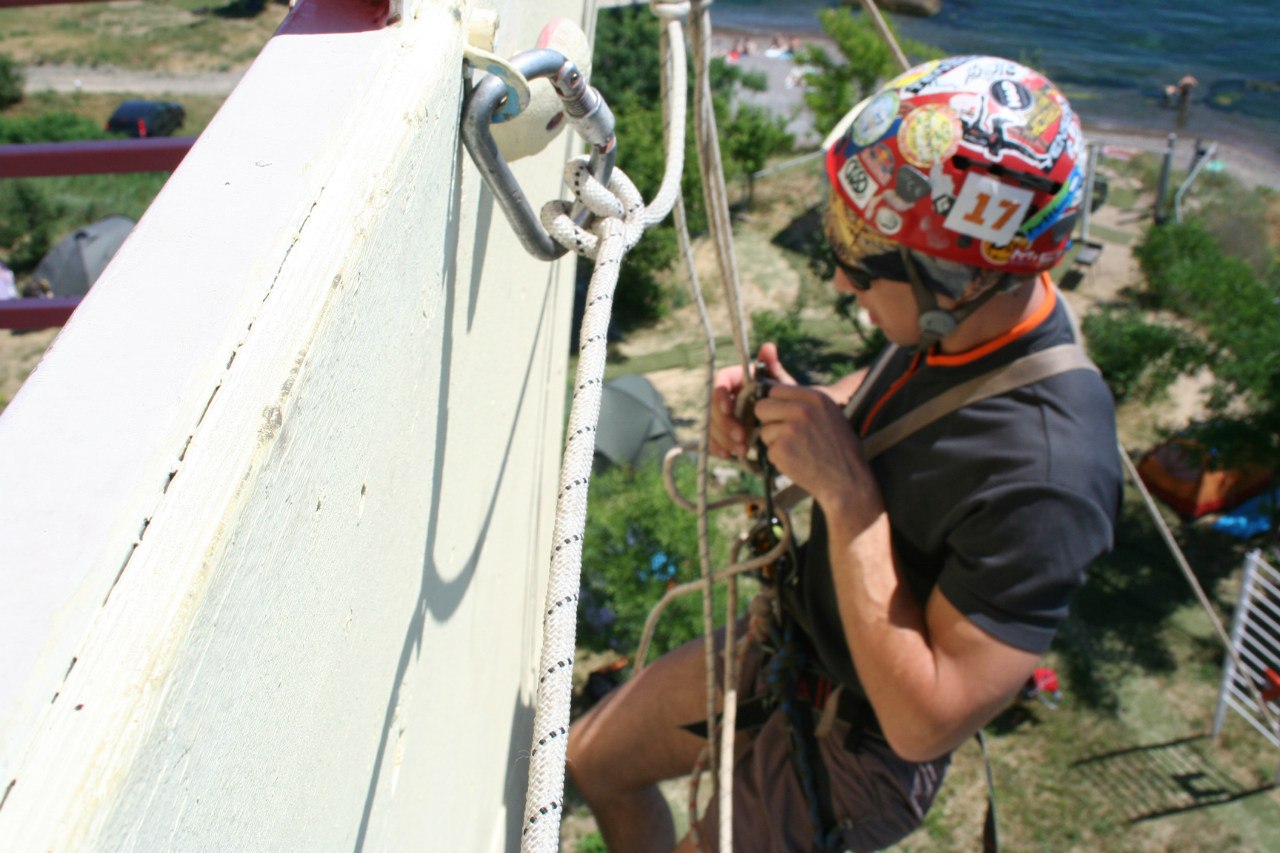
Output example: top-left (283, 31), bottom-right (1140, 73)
top-left (645, 12), bottom-right (690, 227)
top-left (520, 162), bottom-right (645, 853)
top-left (519, 6), bottom-right (692, 847)
top-left (514, 3), bottom-right (770, 848)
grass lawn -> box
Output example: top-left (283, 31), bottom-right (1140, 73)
top-left (0, 0), bottom-right (286, 72)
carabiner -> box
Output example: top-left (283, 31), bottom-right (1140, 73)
top-left (461, 48), bottom-right (616, 261)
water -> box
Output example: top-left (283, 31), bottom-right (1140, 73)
top-left (712, 0), bottom-right (1280, 161)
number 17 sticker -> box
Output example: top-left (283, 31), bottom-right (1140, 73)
top-left (943, 174), bottom-right (1034, 245)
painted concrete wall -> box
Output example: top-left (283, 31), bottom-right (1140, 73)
top-left (0, 1), bottom-right (594, 849)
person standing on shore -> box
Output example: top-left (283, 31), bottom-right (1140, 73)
top-left (568, 56), bottom-right (1122, 852)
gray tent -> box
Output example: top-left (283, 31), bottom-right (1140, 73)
top-left (33, 215), bottom-right (134, 297)
top-left (594, 374), bottom-right (678, 470)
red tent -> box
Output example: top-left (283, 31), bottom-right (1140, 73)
top-left (1137, 437), bottom-right (1273, 519)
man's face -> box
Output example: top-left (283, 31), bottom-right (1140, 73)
top-left (833, 265), bottom-right (921, 347)
top-left (825, 197), bottom-right (924, 347)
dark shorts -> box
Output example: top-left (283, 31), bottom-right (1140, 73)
top-left (699, 638), bottom-right (950, 853)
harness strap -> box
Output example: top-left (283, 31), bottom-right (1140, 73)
top-left (771, 341), bottom-right (1097, 511)
top-left (860, 342), bottom-right (1098, 459)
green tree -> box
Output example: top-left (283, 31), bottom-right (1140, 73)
top-left (589, 6), bottom-right (793, 330)
top-left (722, 103), bottom-right (792, 205)
top-left (797, 7), bottom-right (943, 136)
top-left (0, 54), bottom-right (23, 111)
top-left (580, 459), bottom-right (741, 660)
top-left (1110, 218), bottom-right (1280, 473)
top-left (0, 180), bottom-right (60, 272)
top-left (1082, 307), bottom-right (1207, 405)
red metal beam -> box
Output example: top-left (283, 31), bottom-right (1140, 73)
top-left (0, 1), bottom-right (109, 6)
top-left (0, 137), bottom-right (195, 178)
top-left (278, 0), bottom-right (392, 35)
top-left (0, 297), bottom-right (80, 330)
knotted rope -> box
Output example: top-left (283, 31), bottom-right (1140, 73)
top-left (520, 162), bottom-right (646, 853)
top-left (519, 7), bottom-right (690, 849)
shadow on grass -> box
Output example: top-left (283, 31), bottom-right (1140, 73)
top-left (1070, 734), bottom-right (1276, 823)
top-left (1053, 491), bottom-right (1250, 712)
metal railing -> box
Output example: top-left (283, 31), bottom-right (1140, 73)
top-left (0, 0), bottom-right (200, 328)
top-left (1213, 548), bottom-right (1280, 783)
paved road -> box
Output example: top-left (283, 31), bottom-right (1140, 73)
top-left (22, 64), bottom-right (244, 97)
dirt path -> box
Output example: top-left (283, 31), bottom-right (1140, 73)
top-left (22, 64), bottom-right (245, 97)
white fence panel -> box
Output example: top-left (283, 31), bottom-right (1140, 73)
top-left (1213, 549), bottom-right (1280, 780)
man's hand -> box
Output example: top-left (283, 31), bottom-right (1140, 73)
top-left (709, 342), bottom-right (796, 459)
top-left (753, 383), bottom-right (872, 514)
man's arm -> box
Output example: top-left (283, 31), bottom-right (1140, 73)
top-left (821, 494), bottom-right (1038, 761)
top-left (754, 384), bottom-right (1039, 762)
top-left (817, 366), bottom-right (868, 407)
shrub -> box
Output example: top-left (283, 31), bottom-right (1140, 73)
top-left (0, 111), bottom-right (109, 144)
top-left (1128, 219), bottom-right (1280, 470)
top-left (0, 54), bottom-right (23, 110)
top-left (0, 181), bottom-right (60, 272)
top-left (751, 308), bottom-right (827, 383)
top-left (1082, 307), bottom-right (1206, 404)
top-left (579, 458), bottom-right (740, 660)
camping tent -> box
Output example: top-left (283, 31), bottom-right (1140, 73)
top-left (1137, 436), bottom-right (1273, 519)
top-left (32, 215), bottom-right (135, 297)
top-left (594, 374), bottom-right (677, 471)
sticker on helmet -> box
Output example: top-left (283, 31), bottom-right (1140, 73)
top-left (894, 165), bottom-right (931, 203)
top-left (960, 57), bottom-right (1023, 87)
top-left (887, 59), bottom-right (942, 91)
top-left (838, 157), bottom-right (877, 210)
top-left (990, 79), bottom-right (1033, 110)
top-left (1024, 90), bottom-right (1062, 139)
top-left (945, 174), bottom-right (1034, 245)
top-left (851, 91), bottom-right (900, 147)
top-left (874, 205), bottom-right (903, 235)
top-left (949, 92), bottom-right (985, 126)
top-left (899, 105), bottom-right (961, 168)
top-left (897, 56), bottom-right (970, 95)
top-left (859, 144), bottom-right (895, 187)
top-left (928, 161), bottom-right (957, 212)
top-left (979, 235), bottom-right (1029, 266)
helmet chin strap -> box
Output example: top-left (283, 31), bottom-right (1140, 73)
top-left (900, 247), bottom-right (1005, 352)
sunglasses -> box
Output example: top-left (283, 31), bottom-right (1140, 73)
top-left (831, 250), bottom-right (914, 292)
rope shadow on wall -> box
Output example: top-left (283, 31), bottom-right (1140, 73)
top-left (352, 172), bottom-right (559, 849)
